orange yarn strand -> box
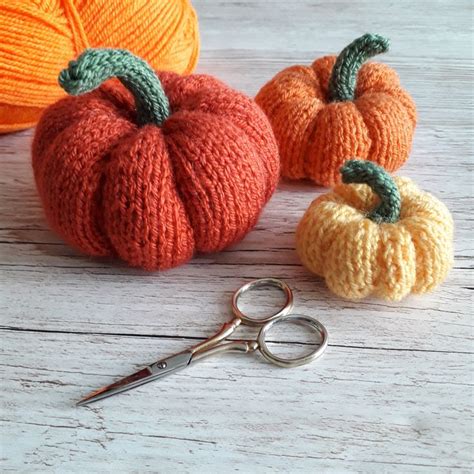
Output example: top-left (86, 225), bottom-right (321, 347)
top-left (61, 0), bottom-right (89, 52)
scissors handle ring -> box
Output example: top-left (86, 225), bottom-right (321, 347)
top-left (257, 314), bottom-right (328, 368)
top-left (232, 277), bottom-right (294, 326)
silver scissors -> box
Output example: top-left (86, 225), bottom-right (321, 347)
top-left (77, 278), bottom-right (328, 406)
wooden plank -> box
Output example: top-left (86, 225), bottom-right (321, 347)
top-left (1, 330), bottom-right (472, 472)
top-left (1, 262), bottom-right (472, 353)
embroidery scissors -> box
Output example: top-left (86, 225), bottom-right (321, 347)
top-left (77, 278), bottom-right (328, 406)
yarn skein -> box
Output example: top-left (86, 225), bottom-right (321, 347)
top-left (32, 48), bottom-right (280, 271)
top-left (0, 0), bottom-right (200, 133)
top-left (256, 34), bottom-right (417, 186)
top-left (296, 160), bottom-right (453, 301)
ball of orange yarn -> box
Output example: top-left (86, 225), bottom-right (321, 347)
top-left (0, 0), bottom-right (200, 133)
top-left (32, 48), bottom-right (280, 271)
top-left (256, 33), bottom-right (417, 187)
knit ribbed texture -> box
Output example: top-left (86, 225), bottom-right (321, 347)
top-left (328, 34), bottom-right (390, 102)
top-left (0, 0), bottom-right (200, 133)
top-left (255, 34), bottom-right (417, 187)
top-left (32, 49), bottom-right (280, 271)
top-left (295, 163), bottom-right (454, 301)
top-left (340, 159), bottom-right (401, 223)
top-left (59, 48), bottom-right (171, 126)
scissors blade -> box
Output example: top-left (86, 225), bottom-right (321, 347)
top-left (76, 351), bottom-right (193, 406)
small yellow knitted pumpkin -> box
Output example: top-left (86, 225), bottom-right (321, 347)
top-left (296, 160), bottom-right (453, 301)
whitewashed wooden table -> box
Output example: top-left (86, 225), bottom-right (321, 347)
top-left (1, 1), bottom-right (472, 472)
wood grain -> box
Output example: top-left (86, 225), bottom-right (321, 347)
top-left (1, 0), bottom-right (472, 472)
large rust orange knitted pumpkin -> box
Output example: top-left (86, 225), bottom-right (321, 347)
top-left (256, 34), bottom-right (417, 187)
top-left (32, 48), bottom-right (279, 271)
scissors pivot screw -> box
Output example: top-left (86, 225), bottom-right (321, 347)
top-left (156, 362), bottom-right (167, 369)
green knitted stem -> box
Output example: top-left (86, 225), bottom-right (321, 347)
top-left (59, 48), bottom-right (170, 126)
top-left (340, 160), bottom-right (401, 224)
top-left (328, 34), bottom-right (390, 102)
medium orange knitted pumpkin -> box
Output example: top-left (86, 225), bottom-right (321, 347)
top-left (32, 49), bottom-right (279, 271)
top-left (256, 34), bottom-right (417, 186)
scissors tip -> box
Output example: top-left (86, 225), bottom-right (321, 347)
top-left (75, 365), bottom-right (159, 407)
top-left (76, 392), bottom-right (100, 407)
top-left (75, 353), bottom-right (192, 407)
top-left (76, 385), bottom-right (114, 407)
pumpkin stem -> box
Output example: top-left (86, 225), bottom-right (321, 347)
top-left (328, 34), bottom-right (390, 102)
top-left (340, 160), bottom-right (401, 223)
top-left (59, 48), bottom-right (170, 126)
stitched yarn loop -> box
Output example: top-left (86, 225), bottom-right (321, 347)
top-left (0, 0), bottom-right (200, 133)
top-left (341, 159), bottom-right (401, 223)
top-left (328, 33), bottom-right (390, 102)
top-left (32, 48), bottom-right (280, 271)
top-left (296, 161), bottom-right (453, 301)
top-left (59, 48), bottom-right (171, 126)
top-left (255, 33), bottom-right (417, 186)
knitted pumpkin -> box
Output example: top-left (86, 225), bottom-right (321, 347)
top-left (256, 34), bottom-right (417, 187)
top-left (32, 48), bottom-right (279, 271)
top-left (296, 160), bottom-right (453, 301)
